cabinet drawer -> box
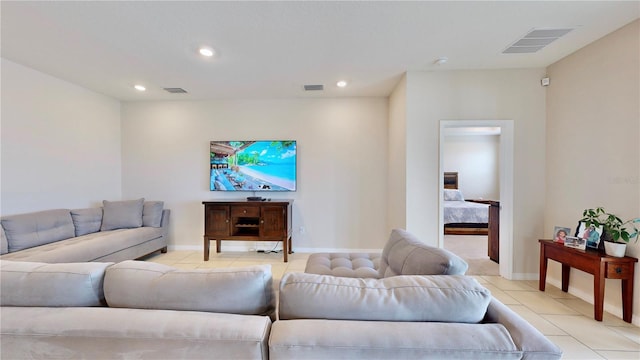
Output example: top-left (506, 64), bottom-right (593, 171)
top-left (231, 206), bottom-right (260, 217)
top-left (606, 263), bottom-right (632, 279)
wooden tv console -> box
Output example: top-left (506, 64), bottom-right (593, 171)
top-left (202, 199), bottom-right (293, 262)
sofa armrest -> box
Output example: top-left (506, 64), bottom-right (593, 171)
top-left (160, 209), bottom-right (171, 237)
top-left (484, 298), bottom-right (562, 359)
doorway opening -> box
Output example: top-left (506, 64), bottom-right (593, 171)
top-left (439, 120), bottom-right (514, 279)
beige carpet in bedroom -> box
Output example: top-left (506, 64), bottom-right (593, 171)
top-left (444, 235), bottom-right (499, 276)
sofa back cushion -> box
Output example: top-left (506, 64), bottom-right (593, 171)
top-left (0, 260), bottom-right (113, 307)
top-left (100, 198), bottom-right (144, 231)
top-left (71, 208), bottom-right (103, 236)
top-left (142, 201), bottom-right (164, 227)
top-left (378, 228), bottom-right (468, 277)
top-left (1, 226), bottom-right (8, 255)
top-left (104, 260), bottom-right (275, 316)
top-left (1, 209), bottom-right (75, 252)
top-left (279, 272), bottom-right (491, 323)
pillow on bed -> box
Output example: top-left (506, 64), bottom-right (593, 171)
top-left (444, 189), bottom-right (464, 201)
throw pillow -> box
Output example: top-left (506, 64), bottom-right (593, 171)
top-left (444, 189), bottom-right (465, 201)
top-left (71, 208), bottom-right (103, 236)
top-left (100, 198), bottom-right (144, 231)
top-left (142, 201), bottom-right (164, 227)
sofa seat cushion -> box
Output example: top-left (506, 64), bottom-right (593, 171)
top-left (0, 227), bottom-right (163, 263)
top-left (269, 319), bottom-right (520, 360)
top-left (1, 209), bottom-right (75, 252)
top-left (0, 260), bottom-right (113, 307)
top-left (104, 261), bottom-right (275, 316)
top-left (305, 253), bottom-right (381, 278)
top-left (379, 228), bottom-right (468, 277)
top-left (1, 307), bottom-right (271, 360)
top-left (279, 272), bottom-right (491, 323)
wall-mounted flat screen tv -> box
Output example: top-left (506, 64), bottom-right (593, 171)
top-left (210, 140), bottom-right (297, 191)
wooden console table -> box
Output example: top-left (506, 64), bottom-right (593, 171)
top-left (203, 200), bottom-right (293, 262)
top-left (538, 239), bottom-right (637, 323)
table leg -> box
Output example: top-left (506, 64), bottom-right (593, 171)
top-left (622, 273), bottom-right (634, 323)
top-left (282, 238), bottom-right (288, 263)
top-left (204, 237), bottom-right (210, 261)
top-left (594, 262), bottom-right (606, 321)
top-left (539, 245), bottom-right (547, 291)
top-left (561, 264), bottom-right (570, 292)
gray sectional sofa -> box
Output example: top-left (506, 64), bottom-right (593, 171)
top-left (0, 199), bottom-right (170, 262)
top-left (0, 226), bottom-right (562, 360)
top-left (0, 258), bottom-right (562, 360)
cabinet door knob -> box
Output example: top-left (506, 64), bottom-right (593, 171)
top-left (260, 220), bottom-right (264, 224)
top-left (616, 267), bottom-right (622, 274)
top-left (226, 219), bottom-right (229, 223)
top-left (243, 210), bottom-right (247, 214)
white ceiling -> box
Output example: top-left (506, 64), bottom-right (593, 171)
top-left (2, 1), bottom-right (638, 101)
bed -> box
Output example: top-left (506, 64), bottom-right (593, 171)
top-left (444, 189), bottom-right (490, 225)
top-left (443, 172), bottom-right (500, 263)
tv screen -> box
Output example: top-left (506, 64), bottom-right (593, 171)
top-left (210, 140), bottom-right (297, 191)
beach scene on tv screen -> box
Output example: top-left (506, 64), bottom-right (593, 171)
top-left (210, 141), bottom-right (296, 191)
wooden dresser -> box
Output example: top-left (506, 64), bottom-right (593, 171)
top-left (203, 199), bottom-right (293, 262)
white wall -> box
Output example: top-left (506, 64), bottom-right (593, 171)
top-left (0, 59), bottom-right (121, 215)
top-left (545, 20), bottom-right (640, 325)
top-left (443, 134), bottom-right (500, 200)
top-left (403, 69), bottom-right (547, 278)
top-left (120, 98), bottom-right (389, 252)
top-left (387, 75), bottom-right (407, 232)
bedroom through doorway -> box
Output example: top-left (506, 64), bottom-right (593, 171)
top-left (439, 120), bottom-right (514, 278)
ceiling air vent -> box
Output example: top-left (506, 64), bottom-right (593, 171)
top-left (303, 84), bottom-right (324, 91)
top-left (163, 87), bottom-right (188, 94)
top-left (503, 28), bottom-right (573, 54)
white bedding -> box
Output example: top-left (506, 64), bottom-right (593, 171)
top-left (443, 189), bottom-right (489, 224)
top-left (444, 200), bottom-right (489, 224)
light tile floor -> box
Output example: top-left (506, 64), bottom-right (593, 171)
top-left (142, 250), bottom-right (640, 360)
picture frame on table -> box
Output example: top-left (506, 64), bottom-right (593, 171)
top-left (564, 236), bottom-right (586, 250)
top-left (553, 226), bottom-right (571, 244)
top-left (575, 221), bottom-right (603, 249)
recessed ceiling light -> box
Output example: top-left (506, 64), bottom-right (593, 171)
top-left (337, 80), bottom-right (348, 88)
top-left (199, 47), bottom-right (214, 57)
top-left (134, 84), bottom-right (146, 91)
top-left (434, 57), bottom-right (448, 65)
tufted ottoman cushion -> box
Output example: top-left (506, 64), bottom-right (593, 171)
top-left (305, 253), bottom-right (381, 278)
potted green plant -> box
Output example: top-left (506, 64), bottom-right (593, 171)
top-left (580, 207), bottom-right (640, 257)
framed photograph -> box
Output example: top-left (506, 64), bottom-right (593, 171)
top-left (564, 236), bottom-right (586, 250)
top-left (575, 221), bottom-right (603, 249)
top-left (553, 226), bottom-right (571, 244)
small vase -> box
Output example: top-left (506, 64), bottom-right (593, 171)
top-left (604, 241), bottom-right (627, 257)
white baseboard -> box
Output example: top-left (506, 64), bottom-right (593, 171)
top-left (169, 244), bottom-right (382, 254)
top-left (509, 272), bottom-right (539, 281)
